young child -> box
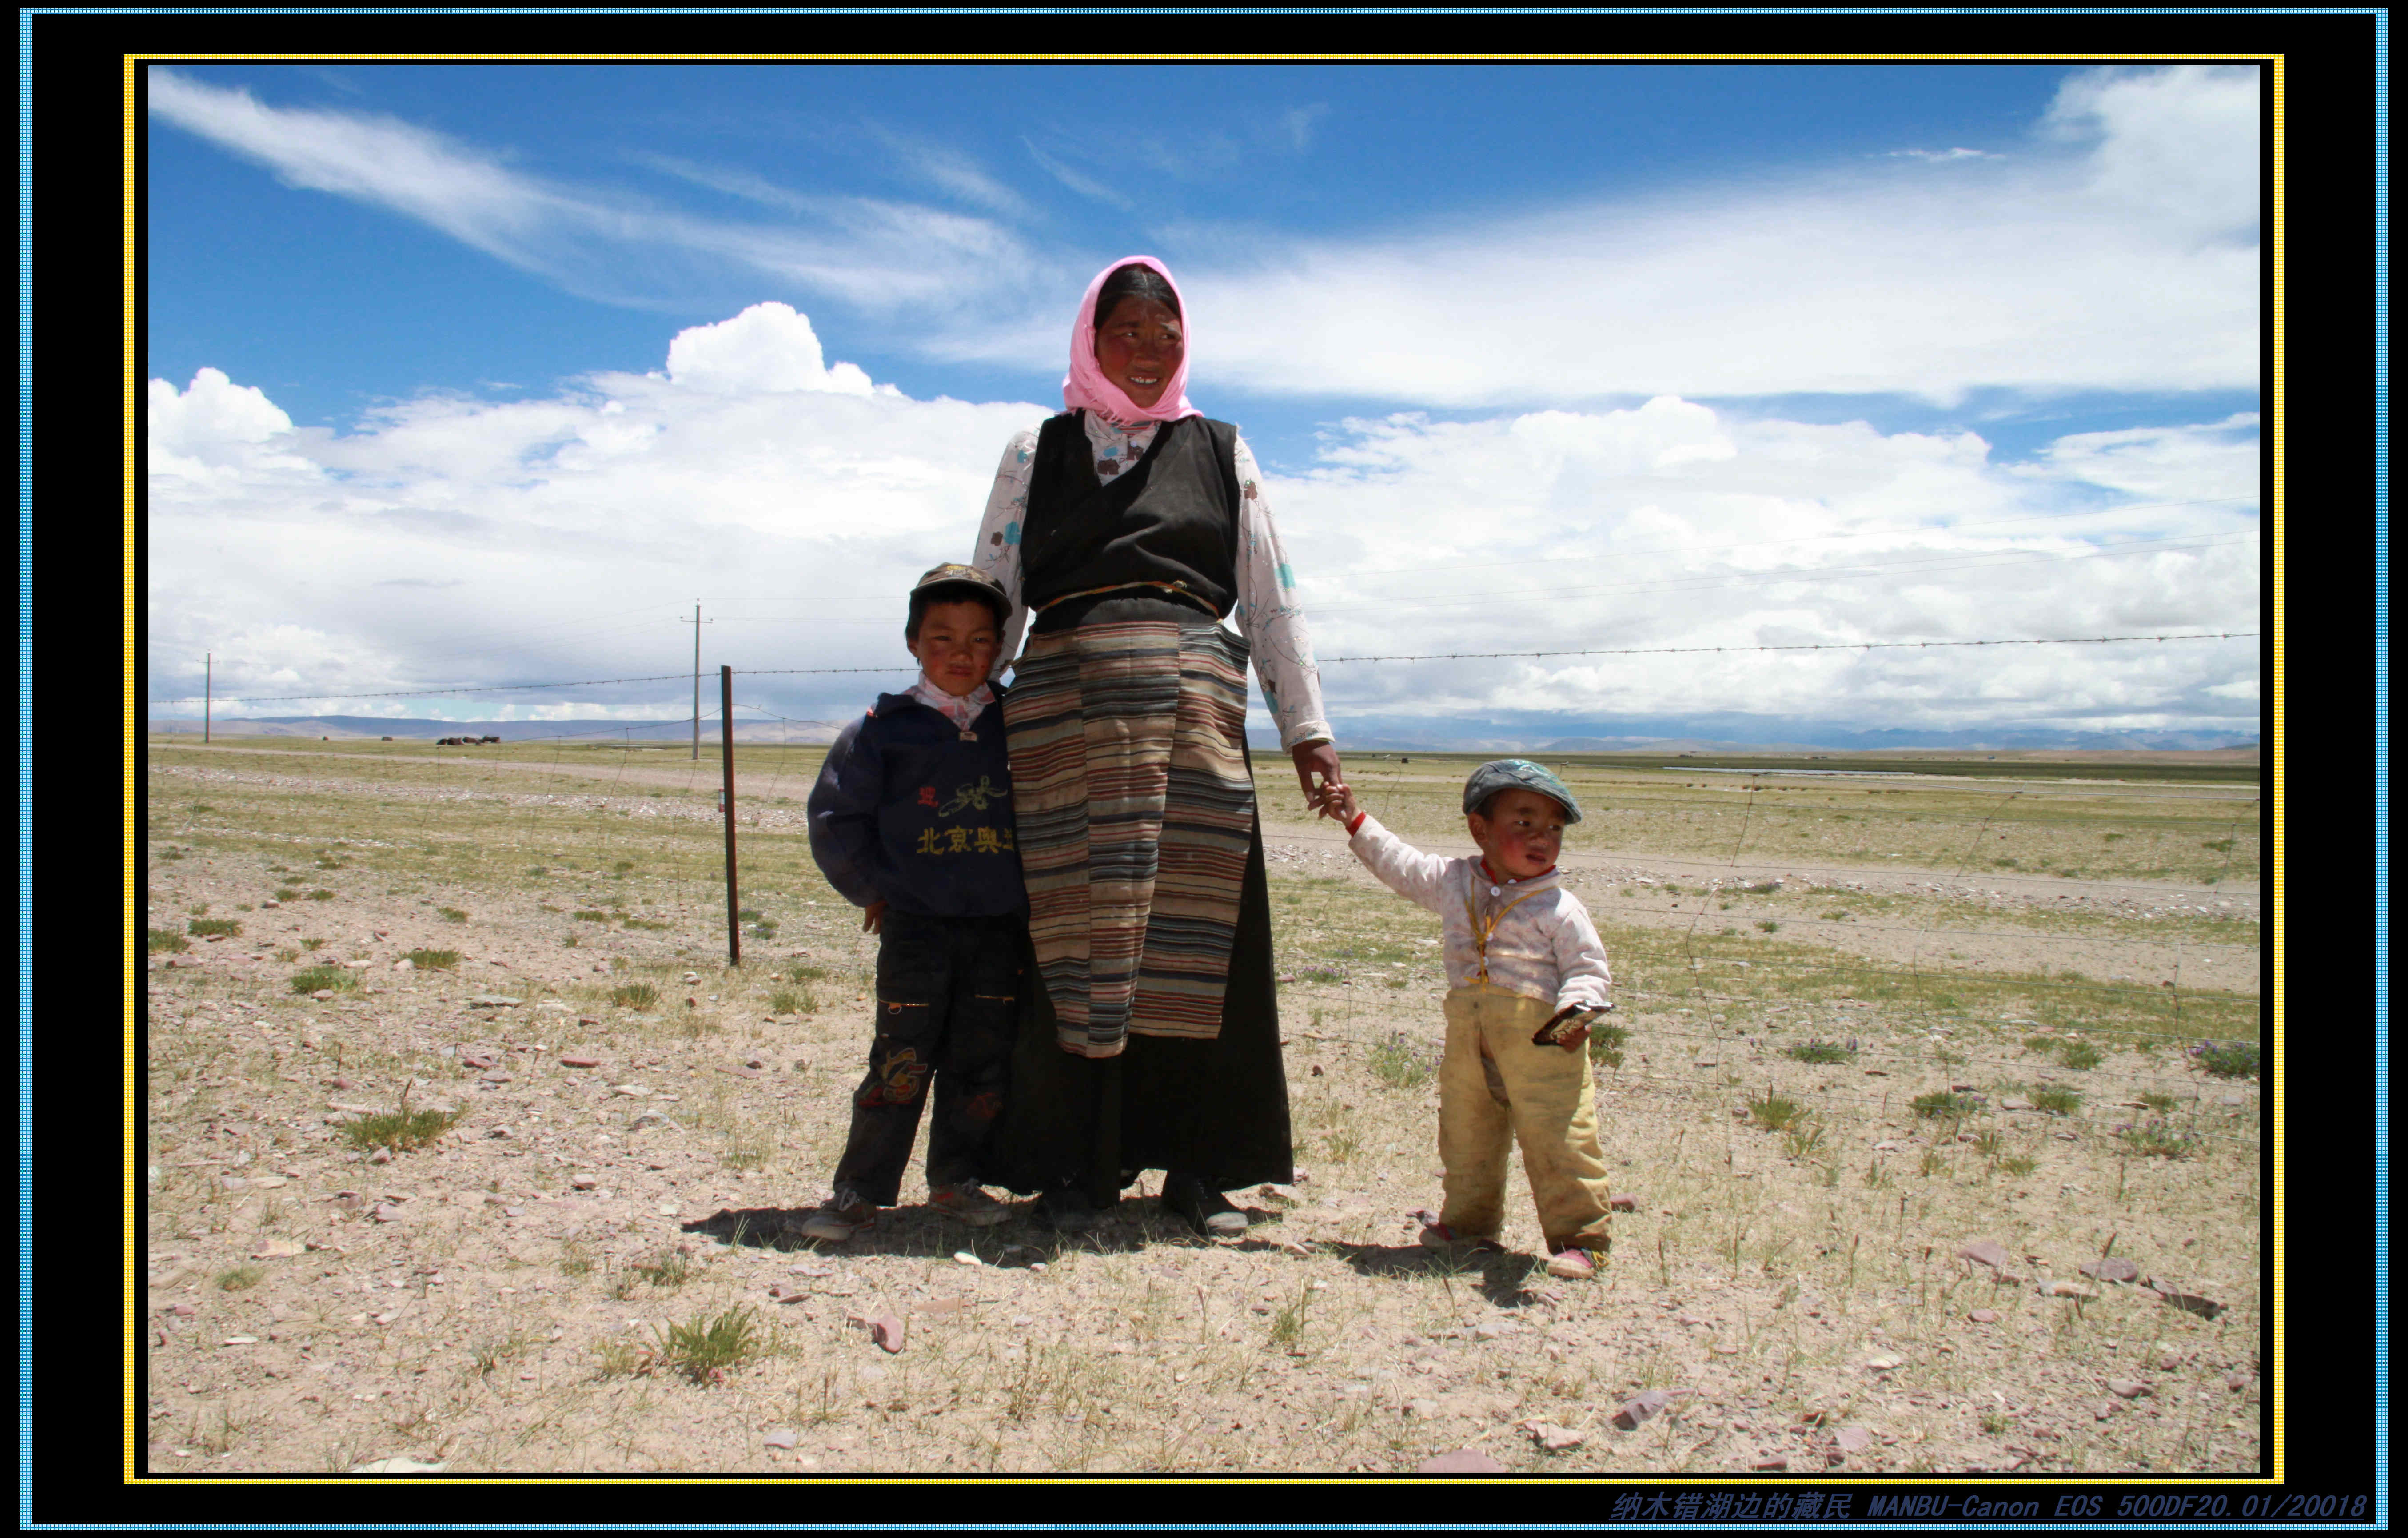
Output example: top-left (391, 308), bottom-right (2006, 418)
top-left (797, 563), bottom-right (1027, 1241)
top-left (1321, 760), bottom-right (1614, 1279)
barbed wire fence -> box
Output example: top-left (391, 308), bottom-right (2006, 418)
top-left (146, 629), bottom-right (2262, 1150)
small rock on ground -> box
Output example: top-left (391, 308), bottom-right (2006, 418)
top-left (1417, 1449), bottom-right (1507, 1474)
top-left (1956, 1240), bottom-right (2010, 1268)
top-left (1612, 1389), bottom-right (1669, 1429)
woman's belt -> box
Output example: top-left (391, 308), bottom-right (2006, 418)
top-left (1031, 579), bottom-right (1219, 617)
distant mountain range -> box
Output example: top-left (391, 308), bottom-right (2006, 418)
top-left (147, 713), bottom-right (2258, 756)
top-left (145, 714), bottom-right (849, 745)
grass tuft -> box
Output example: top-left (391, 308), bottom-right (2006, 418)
top-left (653, 1306), bottom-right (759, 1384)
top-left (2116, 1119), bottom-right (2200, 1159)
top-left (1587, 1019), bottom-right (1630, 1068)
top-left (1784, 1038), bottom-right (1854, 1065)
top-left (216, 1263), bottom-right (266, 1291)
top-left (148, 928), bottom-right (191, 954)
top-left (2030, 1085), bottom-right (2082, 1115)
top-left (611, 982), bottom-right (660, 1010)
top-left (1747, 1091), bottom-right (1807, 1132)
top-left (1911, 1090), bottom-right (1977, 1121)
top-left (188, 918), bottom-right (243, 938)
top-left (404, 948), bottom-right (460, 971)
top-left (343, 1098), bottom-right (462, 1153)
top-left (2057, 1039), bottom-right (2104, 1071)
top-left (2194, 1040), bottom-right (2259, 1079)
top-left (290, 964), bottom-right (358, 995)
top-left (435, 906), bottom-right (468, 923)
top-left (1365, 1034), bottom-right (1432, 1091)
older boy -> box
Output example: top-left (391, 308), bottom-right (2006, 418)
top-left (798, 563), bottom-right (1026, 1240)
top-left (1321, 760), bottom-right (1613, 1279)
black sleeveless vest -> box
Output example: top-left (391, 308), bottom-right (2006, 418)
top-left (1021, 411), bottom-right (1242, 626)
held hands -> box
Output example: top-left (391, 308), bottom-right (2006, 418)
top-left (1316, 778), bottom-right (1363, 827)
top-left (862, 899), bottom-right (887, 935)
top-left (1292, 740), bottom-right (1346, 817)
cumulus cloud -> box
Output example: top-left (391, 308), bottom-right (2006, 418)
top-left (147, 311), bottom-right (2259, 739)
top-left (663, 303), bottom-right (885, 396)
top-left (1264, 398), bottom-right (2260, 735)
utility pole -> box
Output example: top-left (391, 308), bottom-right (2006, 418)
top-left (678, 604), bottom-right (713, 760)
top-left (719, 666), bottom-right (741, 968)
top-left (204, 653), bottom-right (211, 744)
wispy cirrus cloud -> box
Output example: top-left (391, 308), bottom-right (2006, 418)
top-left (1021, 137), bottom-right (1133, 210)
top-left (148, 68), bottom-right (1050, 316)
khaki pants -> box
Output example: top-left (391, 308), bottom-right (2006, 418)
top-left (1438, 984), bottom-right (1613, 1252)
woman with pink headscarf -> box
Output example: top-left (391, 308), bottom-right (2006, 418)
top-left (971, 256), bottom-right (1343, 1238)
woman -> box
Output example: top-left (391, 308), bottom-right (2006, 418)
top-left (971, 256), bottom-right (1343, 1237)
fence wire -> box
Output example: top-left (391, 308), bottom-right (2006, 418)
top-left (144, 647), bottom-right (2262, 1158)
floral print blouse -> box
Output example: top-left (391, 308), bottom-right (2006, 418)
top-left (970, 410), bottom-right (1332, 749)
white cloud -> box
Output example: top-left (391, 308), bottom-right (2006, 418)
top-left (149, 70), bottom-right (1048, 315)
top-left (1142, 65), bottom-right (2261, 406)
top-left (147, 319), bottom-right (2260, 739)
top-left (1264, 398), bottom-right (2259, 733)
top-left (662, 303), bottom-right (880, 395)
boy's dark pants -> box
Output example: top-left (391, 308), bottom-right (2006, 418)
top-left (830, 910), bottom-right (1021, 1205)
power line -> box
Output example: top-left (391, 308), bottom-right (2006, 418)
top-left (1320, 632), bottom-right (2258, 663)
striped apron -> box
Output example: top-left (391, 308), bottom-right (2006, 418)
top-left (1002, 618), bottom-right (1256, 1058)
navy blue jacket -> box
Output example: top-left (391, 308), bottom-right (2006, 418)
top-left (806, 690), bottom-right (1025, 919)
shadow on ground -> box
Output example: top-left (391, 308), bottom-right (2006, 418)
top-left (682, 1193), bottom-right (1260, 1263)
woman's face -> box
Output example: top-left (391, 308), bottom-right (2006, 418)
top-left (1094, 295), bottom-right (1184, 410)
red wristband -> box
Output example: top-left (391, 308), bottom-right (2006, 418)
top-left (1345, 810), bottom-right (1367, 835)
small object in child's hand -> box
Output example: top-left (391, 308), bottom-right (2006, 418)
top-left (1533, 1005), bottom-right (1607, 1048)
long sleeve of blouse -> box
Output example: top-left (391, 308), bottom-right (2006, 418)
top-left (969, 418), bottom-right (1333, 749)
top-left (1346, 814), bottom-right (1613, 1013)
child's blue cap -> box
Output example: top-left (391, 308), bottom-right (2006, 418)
top-left (1463, 760), bottom-right (1582, 823)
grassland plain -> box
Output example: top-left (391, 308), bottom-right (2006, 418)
top-left (143, 737), bottom-right (2263, 1475)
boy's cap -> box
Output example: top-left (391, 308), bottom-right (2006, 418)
top-left (1463, 759), bottom-right (1583, 824)
top-left (910, 562), bottom-right (1008, 607)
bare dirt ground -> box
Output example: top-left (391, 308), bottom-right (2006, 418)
top-left (141, 740), bottom-right (2265, 1476)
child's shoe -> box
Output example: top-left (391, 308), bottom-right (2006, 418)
top-left (1419, 1222), bottom-right (1503, 1255)
top-left (929, 1183), bottom-right (1010, 1227)
top-left (1545, 1246), bottom-right (1600, 1280)
top-left (794, 1188), bottom-right (877, 1243)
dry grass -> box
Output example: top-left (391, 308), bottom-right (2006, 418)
top-left (141, 736), bottom-right (2262, 1474)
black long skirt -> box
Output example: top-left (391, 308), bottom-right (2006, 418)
top-left (985, 774), bottom-right (1294, 1203)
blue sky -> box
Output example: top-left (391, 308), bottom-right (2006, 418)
top-left (144, 62), bottom-right (2263, 744)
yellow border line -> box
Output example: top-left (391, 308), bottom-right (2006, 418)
top-left (126, 49), bottom-right (143, 1491)
top-left (2264, 49), bottom-right (2284, 1491)
top-left (135, 52), bottom-right (2280, 63)
top-left (126, 52), bottom-right (2281, 1488)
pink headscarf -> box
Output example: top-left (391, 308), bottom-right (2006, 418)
top-left (1061, 255), bottom-right (1202, 426)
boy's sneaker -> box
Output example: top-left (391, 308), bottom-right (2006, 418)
top-left (1419, 1222), bottom-right (1503, 1255)
top-left (929, 1183), bottom-right (1010, 1227)
top-left (1545, 1247), bottom-right (1600, 1280)
top-left (794, 1190), bottom-right (877, 1243)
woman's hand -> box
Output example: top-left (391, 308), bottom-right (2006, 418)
top-left (1291, 740), bottom-right (1344, 813)
top-left (861, 899), bottom-right (888, 935)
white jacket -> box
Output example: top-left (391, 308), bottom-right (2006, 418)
top-left (1347, 815), bottom-right (1611, 1012)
